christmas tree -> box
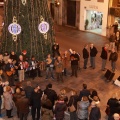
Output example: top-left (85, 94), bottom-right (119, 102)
top-left (2, 0), bottom-right (55, 60)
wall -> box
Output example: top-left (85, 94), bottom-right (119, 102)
top-left (80, 0), bottom-right (109, 36)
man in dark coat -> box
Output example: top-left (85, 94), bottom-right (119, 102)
top-left (83, 44), bottom-right (89, 69)
top-left (90, 43), bottom-right (98, 69)
top-left (109, 48), bottom-right (118, 72)
top-left (24, 81), bottom-right (34, 99)
top-left (30, 85), bottom-right (43, 120)
top-left (44, 83), bottom-right (57, 110)
top-left (100, 44), bottom-right (109, 71)
top-left (79, 84), bottom-right (90, 101)
top-left (70, 50), bottom-right (80, 77)
top-left (89, 101), bottom-right (101, 120)
top-left (17, 91), bottom-right (30, 120)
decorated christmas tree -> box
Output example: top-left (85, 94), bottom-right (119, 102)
top-left (2, 0), bottom-right (55, 60)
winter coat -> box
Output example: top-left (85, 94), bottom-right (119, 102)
top-left (89, 106), bottom-right (101, 120)
top-left (55, 101), bottom-right (67, 119)
top-left (3, 91), bottom-right (14, 110)
top-left (100, 47), bottom-right (108, 60)
top-left (16, 96), bottom-right (29, 113)
top-left (109, 52), bottom-right (118, 62)
top-left (83, 48), bottom-right (89, 59)
top-left (68, 95), bottom-right (79, 110)
top-left (90, 47), bottom-right (98, 57)
top-left (55, 60), bottom-right (63, 73)
top-left (77, 100), bottom-right (90, 119)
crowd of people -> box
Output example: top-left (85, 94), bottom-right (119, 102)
top-left (0, 34), bottom-right (119, 120)
top-left (0, 81), bottom-right (119, 120)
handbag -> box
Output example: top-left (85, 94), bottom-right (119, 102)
top-left (69, 97), bottom-right (76, 112)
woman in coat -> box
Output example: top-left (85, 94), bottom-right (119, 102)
top-left (54, 95), bottom-right (67, 120)
top-left (77, 96), bottom-right (90, 120)
top-left (3, 86), bottom-right (14, 118)
top-left (68, 90), bottom-right (79, 120)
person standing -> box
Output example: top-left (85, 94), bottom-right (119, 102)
top-left (17, 91), bottom-right (29, 120)
top-left (3, 86), bottom-right (14, 118)
top-left (115, 31), bottom-right (120, 52)
top-left (83, 44), bottom-right (89, 69)
top-left (62, 50), bottom-right (69, 76)
top-left (100, 44), bottom-right (109, 71)
top-left (89, 101), bottom-right (101, 120)
top-left (77, 96), bottom-right (90, 120)
top-left (55, 56), bottom-right (64, 82)
top-left (78, 84), bottom-right (90, 101)
top-left (68, 90), bottom-right (79, 120)
top-left (70, 50), bottom-right (80, 77)
top-left (54, 95), bottom-right (67, 120)
top-left (109, 33), bottom-right (116, 52)
top-left (30, 85), bottom-right (43, 120)
top-left (17, 55), bottom-right (25, 82)
top-left (109, 48), bottom-right (118, 72)
top-left (5, 59), bottom-right (15, 86)
top-left (45, 54), bottom-right (55, 80)
top-left (112, 22), bottom-right (118, 34)
top-left (90, 44), bottom-right (98, 69)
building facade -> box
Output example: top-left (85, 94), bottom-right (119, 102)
top-left (48, 0), bottom-right (110, 36)
top-left (80, 0), bottom-right (109, 36)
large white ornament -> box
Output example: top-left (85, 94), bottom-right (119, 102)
top-left (8, 23), bottom-right (22, 35)
top-left (38, 21), bottom-right (49, 34)
top-left (21, 0), bottom-right (26, 5)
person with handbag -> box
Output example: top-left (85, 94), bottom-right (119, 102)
top-left (68, 90), bottom-right (79, 120)
top-left (54, 95), bottom-right (67, 120)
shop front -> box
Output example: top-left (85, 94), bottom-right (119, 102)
top-left (80, 0), bottom-right (109, 36)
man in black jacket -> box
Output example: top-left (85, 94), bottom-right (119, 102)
top-left (30, 85), bottom-right (43, 120)
top-left (44, 83), bottom-right (57, 110)
top-left (24, 81), bottom-right (34, 99)
top-left (90, 43), bottom-right (98, 69)
top-left (100, 44), bottom-right (109, 71)
top-left (70, 50), bottom-right (80, 77)
top-left (83, 44), bottom-right (89, 69)
top-left (78, 84), bottom-right (90, 101)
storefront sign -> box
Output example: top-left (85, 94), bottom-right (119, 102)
top-left (38, 21), bottom-right (49, 34)
top-left (89, 5), bottom-right (98, 10)
top-left (8, 23), bottom-right (21, 35)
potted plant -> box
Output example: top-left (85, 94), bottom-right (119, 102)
top-left (85, 19), bottom-right (89, 30)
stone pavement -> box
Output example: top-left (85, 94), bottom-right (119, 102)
top-left (1, 26), bottom-right (120, 120)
